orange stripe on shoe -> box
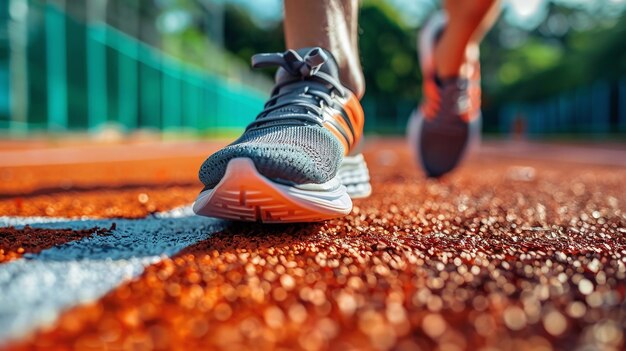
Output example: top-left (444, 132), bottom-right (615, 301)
top-left (332, 113), bottom-right (355, 146)
top-left (339, 93), bottom-right (365, 152)
top-left (321, 92), bottom-right (364, 156)
top-left (323, 121), bottom-right (351, 154)
top-left (421, 80), bottom-right (441, 120)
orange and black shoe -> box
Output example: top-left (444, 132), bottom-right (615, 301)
top-left (193, 47), bottom-right (371, 223)
top-left (408, 12), bottom-right (482, 178)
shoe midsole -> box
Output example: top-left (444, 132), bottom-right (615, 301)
top-left (193, 158), bottom-right (352, 217)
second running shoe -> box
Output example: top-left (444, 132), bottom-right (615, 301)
top-left (408, 12), bottom-right (482, 178)
top-left (194, 47), bottom-right (371, 223)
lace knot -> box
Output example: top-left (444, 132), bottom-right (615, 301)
top-left (251, 48), bottom-right (328, 77)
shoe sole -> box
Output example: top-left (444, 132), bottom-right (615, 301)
top-left (193, 158), bottom-right (355, 223)
top-left (339, 154), bottom-right (372, 199)
top-left (408, 107), bottom-right (482, 178)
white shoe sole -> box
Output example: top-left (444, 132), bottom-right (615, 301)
top-left (339, 154), bottom-right (372, 199)
top-left (193, 158), bottom-right (353, 223)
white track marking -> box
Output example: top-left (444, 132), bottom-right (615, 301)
top-left (0, 206), bottom-right (227, 343)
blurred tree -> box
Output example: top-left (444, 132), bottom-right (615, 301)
top-left (484, 5), bottom-right (626, 103)
top-left (223, 4), bottom-right (284, 64)
top-left (82, 0), bottom-right (626, 133)
top-left (359, 0), bottom-right (420, 100)
top-left (220, 0), bottom-right (421, 105)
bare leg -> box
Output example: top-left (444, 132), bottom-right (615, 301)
top-left (434, 0), bottom-right (501, 79)
top-left (284, 0), bottom-right (364, 98)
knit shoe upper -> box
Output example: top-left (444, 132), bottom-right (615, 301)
top-left (199, 47), bottom-right (364, 190)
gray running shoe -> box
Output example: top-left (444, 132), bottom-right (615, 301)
top-left (194, 47), bottom-right (371, 223)
top-left (408, 12), bottom-right (482, 178)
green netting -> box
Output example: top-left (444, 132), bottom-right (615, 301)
top-left (1, 0), bottom-right (268, 134)
top-left (0, 3), bottom-right (8, 123)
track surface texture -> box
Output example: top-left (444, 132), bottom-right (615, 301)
top-left (1, 138), bottom-right (625, 351)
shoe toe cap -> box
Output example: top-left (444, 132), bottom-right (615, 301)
top-left (199, 143), bottom-right (341, 189)
top-left (415, 117), bottom-right (480, 178)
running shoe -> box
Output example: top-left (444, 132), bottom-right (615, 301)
top-left (408, 12), bottom-right (482, 178)
top-left (194, 47), bottom-right (371, 223)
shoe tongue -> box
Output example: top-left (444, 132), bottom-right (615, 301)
top-left (274, 47), bottom-right (340, 86)
top-left (261, 82), bottom-right (327, 125)
top-left (437, 76), bottom-right (471, 115)
top-left (256, 48), bottom-right (339, 125)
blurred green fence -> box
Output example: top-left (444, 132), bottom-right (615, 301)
top-left (1, 1), bottom-right (268, 134)
top-left (498, 79), bottom-right (626, 136)
top-left (362, 97), bottom-right (414, 134)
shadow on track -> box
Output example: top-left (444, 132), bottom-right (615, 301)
top-left (178, 222), bottom-right (326, 256)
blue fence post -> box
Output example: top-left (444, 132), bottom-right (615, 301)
top-left (45, 1), bottom-right (68, 131)
top-left (7, 0), bottom-right (29, 133)
top-left (202, 74), bottom-right (219, 131)
top-left (187, 72), bottom-right (201, 130)
top-left (162, 59), bottom-right (181, 131)
top-left (574, 87), bottom-right (585, 132)
top-left (181, 71), bottom-right (195, 129)
top-left (113, 29), bottom-right (139, 131)
top-left (362, 99), bottom-right (377, 133)
top-left (559, 97), bottom-right (566, 132)
top-left (619, 78), bottom-right (626, 133)
top-left (86, 0), bottom-right (108, 130)
top-left (139, 45), bottom-right (162, 129)
top-left (591, 81), bottom-right (610, 133)
top-left (0, 1), bottom-right (9, 124)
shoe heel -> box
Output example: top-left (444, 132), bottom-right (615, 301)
top-left (339, 154), bottom-right (372, 199)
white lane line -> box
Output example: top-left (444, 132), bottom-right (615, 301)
top-left (0, 207), bottom-right (227, 343)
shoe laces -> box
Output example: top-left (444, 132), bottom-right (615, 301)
top-left (245, 48), bottom-right (346, 132)
top-left (435, 77), bottom-right (471, 125)
top-left (441, 78), bottom-right (470, 116)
